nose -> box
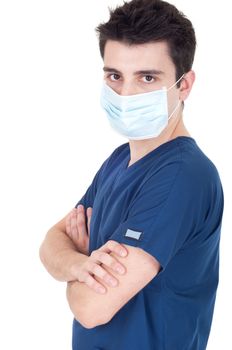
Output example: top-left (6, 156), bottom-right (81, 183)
top-left (118, 83), bottom-right (136, 96)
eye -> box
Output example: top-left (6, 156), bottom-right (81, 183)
top-left (107, 73), bottom-right (121, 81)
top-left (142, 75), bottom-right (155, 83)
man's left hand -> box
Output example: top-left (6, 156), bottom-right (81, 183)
top-left (65, 204), bottom-right (92, 255)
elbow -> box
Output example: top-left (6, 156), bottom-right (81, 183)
top-left (39, 241), bottom-right (50, 276)
top-left (79, 314), bottom-right (109, 329)
top-left (76, 315), bottom-right (103, 330)
top-left (81, 313), bottom-right (110, 329)
top-left (39, 239), bottom-right (50, 273)
top-left (39, 240), bottom-right (46, 266)
top-left (66, 283), bottom-right (108, 329)
top-left (39, 237), bottom-right (64, 282)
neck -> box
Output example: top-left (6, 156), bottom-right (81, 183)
top-left (127, 115), bottom-right (191, 167)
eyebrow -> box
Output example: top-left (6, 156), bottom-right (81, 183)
top-left (103, 67), bottom-right (164, 75)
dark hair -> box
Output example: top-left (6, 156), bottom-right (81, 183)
top-left (95, 0), bottom-right (196, 87)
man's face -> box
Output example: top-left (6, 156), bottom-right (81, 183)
top-left (103, 40), bottom-right (183, 116)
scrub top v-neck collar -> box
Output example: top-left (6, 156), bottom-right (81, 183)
top-left (122, 136), bottom-right (196, 171)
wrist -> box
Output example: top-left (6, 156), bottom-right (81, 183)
top-left (66, 251), bottom-right (89, 282)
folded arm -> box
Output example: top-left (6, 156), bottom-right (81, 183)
top-left (39, 212), bottom-right (88, 282)
top-left (66, 243), bottom-right (160, 329)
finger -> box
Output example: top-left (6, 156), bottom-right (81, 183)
top-left (77, 205), bottom-right (88, 238)
top-left (80, 269), bottom-right (106, 294)
top-left (70, 208), bottom-right (78, 240)
top-left (91, 250), bottom-right (126, 275)
top-left (86, 207), bottom-right (92, 235)
top-left (90, 261), bottom-right (118, 287)
top-left (100, 240), bottom-right (128, 258)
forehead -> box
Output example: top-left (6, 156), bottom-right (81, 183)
top-left (104, 40), bottom-right (175, 74)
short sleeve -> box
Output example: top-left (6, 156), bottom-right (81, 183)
top-left (108, 161), bottom-right (222, 271)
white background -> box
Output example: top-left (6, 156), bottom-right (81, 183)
top-left (0, 0), bottom-right (231, 349)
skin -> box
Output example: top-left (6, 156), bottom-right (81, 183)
top-left (40, 206), bottom-right (128, 294)
top-left (65, 206), bottom-right (127, 293)
top-left (65, 206), bottom-right (92, 256)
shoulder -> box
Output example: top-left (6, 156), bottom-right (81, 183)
top-left (97, 142), bottom-right (129, 172)
top-left (140, 137), bottom-right (223, 202)
top-left (177, 138), bottom-right (222, 190)
top-left (104, 142), bottom-right (129, 163)
top-left (110, 142), bottom-right (129, 160)
top-left (173, 139), bottom-right (224, 215)
top-left (100, 142), bottom-right (129, 173)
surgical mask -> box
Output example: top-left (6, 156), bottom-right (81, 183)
top-left (100, 74), bottom-right (184, 140)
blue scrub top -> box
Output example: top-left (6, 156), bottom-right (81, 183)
top-left (73, 136), bottom-right (224, 350)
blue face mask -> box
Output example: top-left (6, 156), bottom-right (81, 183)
top-left (100, 74), bottom-right (184, 140)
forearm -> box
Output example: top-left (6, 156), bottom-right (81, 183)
top-left (66, 253), bottom-right (122, 329)
top-left (39, 226), bottom-right (88, 282)
top-left (66, 278), bottom-right (108, 329)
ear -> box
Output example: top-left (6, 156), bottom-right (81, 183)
top-left (179, 70), bottom-right (196, 102)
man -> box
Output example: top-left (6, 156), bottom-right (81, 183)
top-left (39, 0), bottom-right (224, 349)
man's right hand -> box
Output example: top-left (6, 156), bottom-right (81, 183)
top-left (74, 240), bottom-right (128, 294)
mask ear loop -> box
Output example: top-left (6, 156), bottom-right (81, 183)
top-left (166, 73), bottom-right (185, 91)
top-left (166, 73), bottom-right (185, 120)
top-left (168, 100), bottom-right (181, 121)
